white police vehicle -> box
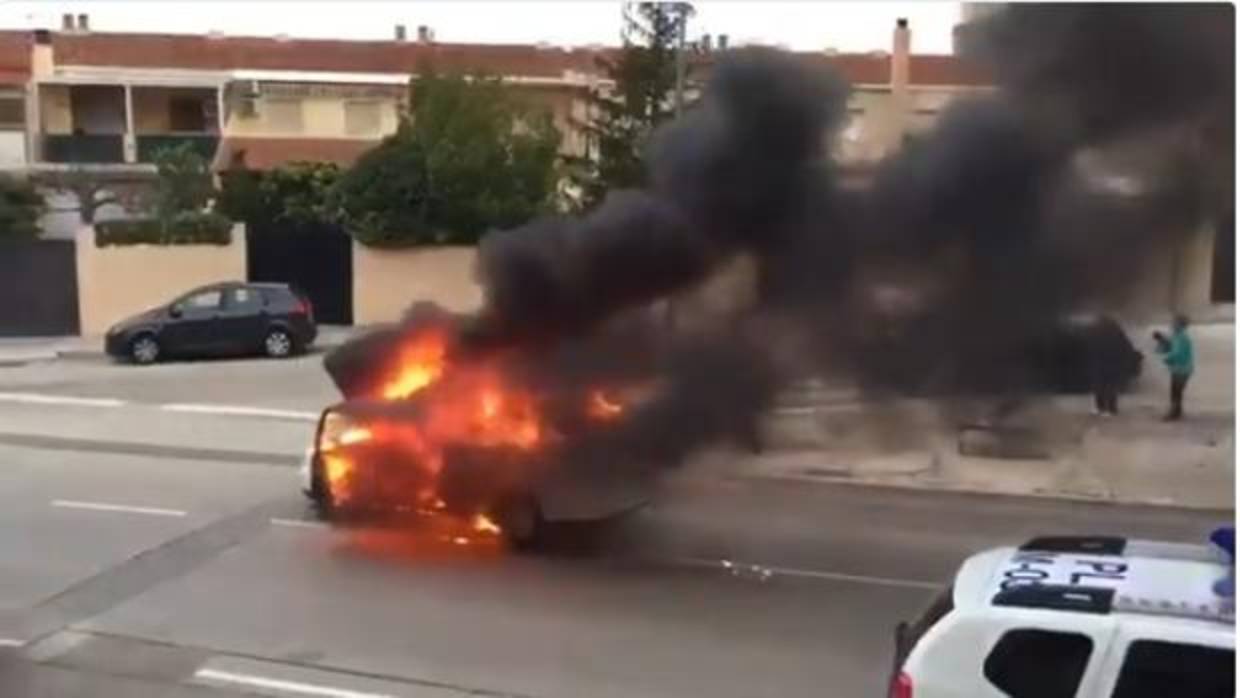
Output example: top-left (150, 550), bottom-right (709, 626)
top-left (889, 529), bottom-right (1235, 698)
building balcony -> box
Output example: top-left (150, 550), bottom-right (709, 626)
top-left (41, 134), bottom-right (126, 164)
top-left (135, 134), bottom-right (219, 163)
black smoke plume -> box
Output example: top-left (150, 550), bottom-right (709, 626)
top-left (327, 3), bottom-right (1233, 469)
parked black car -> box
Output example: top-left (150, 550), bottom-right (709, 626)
top-left (105, 282), bottom-right (317, 364)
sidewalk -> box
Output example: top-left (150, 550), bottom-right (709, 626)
top-left (732, 402), bottom-right (1234, 510)
top-left (0, 325), bottom-right (359, 366)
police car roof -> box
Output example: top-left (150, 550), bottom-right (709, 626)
top-left (954, 536), bottom-right (1233, 626)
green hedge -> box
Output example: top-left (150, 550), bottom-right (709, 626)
top-left (95, 212), bottom-right (233, 247)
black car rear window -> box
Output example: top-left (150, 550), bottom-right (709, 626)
top-left (259, 287), bottom-right (292, 307)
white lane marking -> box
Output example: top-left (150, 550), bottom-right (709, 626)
top-left (270, 518), bottom-right (328, 530)
top-left (675, 557), bottom-right (940, 590)
top-left (194, 668), bottom-right (395, 698)
top-left (161, 403), bottom-right (319, 421)
top-left (0, 392), bottom-right (125, 408)
top-left (51, 499), bottom-right (187, 518)
top-left (0, 638), bottom-right (24, 647)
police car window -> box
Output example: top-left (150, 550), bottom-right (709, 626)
top-left (983, 629), bottom-right (1092, 698)
top-left (1111, 640), bottom-right (1233, 698)
top-left (229, 287), bottom-right (263, 312)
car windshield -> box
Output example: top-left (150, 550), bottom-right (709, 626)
top-left (0, 5), bottom-right (1233, 698)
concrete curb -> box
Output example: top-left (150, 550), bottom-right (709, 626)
top-left (0, 337), bottom-right (355, 366)
top-left (734, 466), bottom-right (1231, 511)
top-left (0, 351), bottom-right (58, 367)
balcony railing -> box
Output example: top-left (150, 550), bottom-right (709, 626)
top-left (42, 134), bottom-right (125, 164)
top-left (136, 134), bottom-right (219, 164)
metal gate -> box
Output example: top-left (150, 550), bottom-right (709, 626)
top-left (0, 239), bottom-right (80, 336)
top-left (246, 222), bottom-right (353, 324)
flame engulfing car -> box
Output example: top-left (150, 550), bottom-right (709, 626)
top-left (301, 317), bottom-right (656, 549)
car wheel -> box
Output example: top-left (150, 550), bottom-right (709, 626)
top-left (129, 334), bottom-right (160, 365)
top-left (492, 494), bottom-right (545, 551)
top-left (264, 328), bottom-right (294, 358)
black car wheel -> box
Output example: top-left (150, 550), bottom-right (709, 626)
top-left (492, 493), bottom-right (545, 551)
top-left (264, 328), bottom-right (294, 358)
top-left (129, 334), bottom-right (160, 365)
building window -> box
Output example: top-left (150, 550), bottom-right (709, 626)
top-left (264, 98), bottom-right (304, 133)
top-left (0, 97), bottom-right (24, 129)
top-left (1112, 640), bottom-right (1233, 698)
top-left (983, 629), bottom-right (1093, 698)
top-left (169, 97), bottom-right (207, 132)
top-left (344, 101), bottom-right (381, 136)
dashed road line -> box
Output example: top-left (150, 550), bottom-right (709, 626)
top-left (194, 668), bottom-right (396, 698)
top-left (0, 638), bottom-right (24, 647)
top-left (161, 403), bottom-right (319, 421)
top-left (675, 556), bottom-right (941, 590)
top-left (51, 499), bottom-right (187, 518)
top-left (0, 392), bottom-right (125, 408)
top-left (270, 518), bottom-right (329, 530)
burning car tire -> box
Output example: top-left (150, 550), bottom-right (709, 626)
top-left (491, 493), bottom-right (545, 550)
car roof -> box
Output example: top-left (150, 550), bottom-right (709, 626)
top-left (954, 535), bottom-right (1234, 631)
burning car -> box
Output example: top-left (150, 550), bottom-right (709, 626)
top-left (300, 319), bottom-right (656, 549)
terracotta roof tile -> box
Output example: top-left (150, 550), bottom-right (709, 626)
top-left (51, 32), bottom-right (604, 78)
top-left (909, 55), bottom-right (993, 87)
top-left (214, 136), bottom-right (378, 170)
top-left (39, 31), bottom-right (992, 88)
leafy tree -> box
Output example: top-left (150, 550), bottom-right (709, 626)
top-left (151, 142), bottom-right (215, 222)
top-left (569, 2), bottom-right (694, 209)
top-left (0, 174), bottom-right (44, 238)
top-left (218, 162), bottom-right (341, 230)
top-left (334, 71), bottom-right (561, 246)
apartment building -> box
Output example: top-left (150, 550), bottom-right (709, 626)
top-left (0, 15), bottom-right (1224, 316)
top-left (0, 15), bottom-right (991, 172)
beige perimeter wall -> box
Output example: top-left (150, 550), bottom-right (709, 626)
top-left (76, 224), bottom-right (247, 335)
top-left (352, 244), bottom-right (482, 324)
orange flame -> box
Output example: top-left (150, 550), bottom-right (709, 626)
top-left (325, 327), bottom-right (633, 525)
top-left (472, 513), bottom-right (502, 535)
top-left (588, 390), bottom-right (624, 419)
top-left (380, 333), bottom-right (447, 400)
top-left (323, 453), bottom-right (355, 504)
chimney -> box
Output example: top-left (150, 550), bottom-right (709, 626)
top-left (76, 13), bottom-right (89, 31)
top-left (61, 14), bottom-right (74, 31)
top-left (417, 25), bottom-right (432, 43)
top-left (394, 24), bottom-right (407, 41)
top-left (891, 17), bottom-right (910, 94)
top-left (32, 29), bottom-right (54, 78)
top-left (718, 34), bottom-right (729, 50)
top-left (891, 18), bottom-right (912, 152)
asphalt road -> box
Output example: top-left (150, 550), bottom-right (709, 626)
top-left (0, 436), bottom-right (1226, 698)
top-left (0, 353), bottom-right (1231, 697)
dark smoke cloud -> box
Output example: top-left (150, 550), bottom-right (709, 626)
top-left (328, 3), bottom-right (1233, 469)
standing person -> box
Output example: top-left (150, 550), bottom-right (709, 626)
top-left (1155, 314), bottom-right (1194, 421)
top-left (1088, 318), bottom-right (1127, 417)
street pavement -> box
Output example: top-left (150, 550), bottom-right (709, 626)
top-left (0, 350), bottom-right (1232, 697)
top-left (0, 442), bottom-right (1226, 698)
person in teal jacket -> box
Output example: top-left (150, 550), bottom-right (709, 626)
top-left (1154, 314), bottom-right (1194, 421)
